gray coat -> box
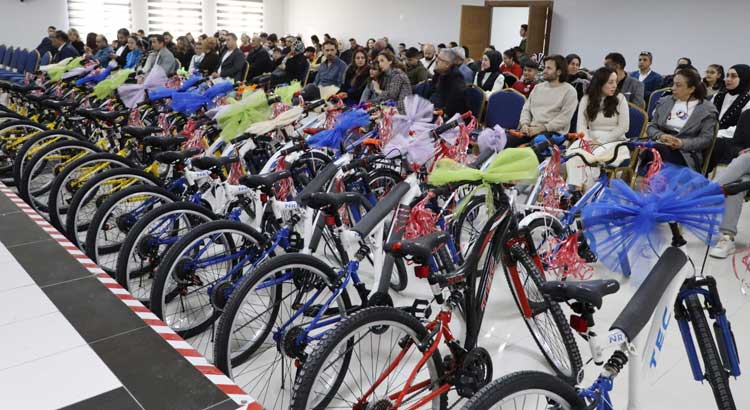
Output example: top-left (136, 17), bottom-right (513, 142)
top-left (619, 76), bottom-right (645, 108)
top-left (647, 95), bottom-right (718, 169)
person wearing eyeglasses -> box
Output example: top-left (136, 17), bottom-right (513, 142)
top-left (629, 51), bottom-right (662, 103)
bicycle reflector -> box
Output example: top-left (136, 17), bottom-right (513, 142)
top-left (570, 315), bottom-right (588, 333)
top-left (414, 265), bottom-right (430, 279)
top-left (260, 193), bottom-right (268, 203)
top-left (324, 215), bottom-right (336, 226)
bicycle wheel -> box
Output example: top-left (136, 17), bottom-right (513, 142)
top-left (452, 196), bottom-right (490, 257)
top-left (0, 119), bottom-right (45, 180)
top-left (291, 306), bottom-right (447, 410)
top-left (367, 167), bottom-right (408, 291)
top-left (65, 168), bottom-right (160, 245)
top-left (506, 244), bottom-right (582, 383)
top-left (13, 129), bottom-right (86, 188)
top-left (213, 253), bottom-right (352, 410)
top-left (84, 185), bottom-right (176, 271)
top-left (150, 220), bottom-right (267, 342)
top-left (685, 294), bottom-right (737, 410)
top-left (289, 150), bottom-right (332, 189)
top-left (116, 202), bottom-right (216, 302)
top-left (461, 371), bottom-right (583, 410)
top-left (48, 153), bottom-right (133, 231)
top-left (19, 140), bottom-right (99, 214)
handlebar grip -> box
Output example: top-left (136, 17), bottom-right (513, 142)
top-left (431, 112), bottom-right (470, 138)
top-left (303, 98), bottom-right (326, 112)
top-left (279, 142), bottom-right (306, 156)
top-left (266, 95), bottom-right (281, 105)
top-left (532, 138), bottom-right (550, 155)
top-left (722, 180), bottom-right (750, 196)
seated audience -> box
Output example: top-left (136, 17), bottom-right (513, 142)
top-left (604, 52), bottom-right (644, 107)
top-left (566, 53), bottom-right (590, 100)
top-left (567, 66), bottom-right (630, 192)
top-left (214, 33), bottom-right (246, 82)
top-left (271, 47), bottom-right (283, 69)
top-left (313, 40), bottom-right (348, 87)
top-left (110, 29), bottom-right (131, 68)
top-left (662, 57), bottom-right (694, 88)
top-left (91, 35), bottom-right (114, 66)
top-left (703, 64), bottom-right (725, 98)
top-left (473, 50), bottom-right (504, 95)
top-left (50, 30), bottom-right (80, 64)
top-left (340, 38), bottom-right (358, 64)
top-left (240, 34), bottom-right (252, 54)
top-left (360, 61), bottom-right (384, 104)
top-left (37, 26), bottom-right (57, 56)
top-left (426, 47), bottom-right (468, 118)
top-left (341, 48), bottom-right (370, 105)
top-left (199, 37), bottom-right (221, 75)
top-left (124, 35), bottom-right (144, 69)
top-left (500, 48), bottom-right (523, 81)
top-left (68, 28), bottom-right (85, 56)
top-left (629, 51), bottom-right (663, 103)
top-left (421, 43), bottom-right (438, 74)
top-left (163, 32), bottom-right (176, 53)
top-left (142, 34), bottom-right (177, 75)
top-left (453, 47), bottom-right (475, 84)
top-left (709, 64), bottom-right (750, 166)
top-left (188, 40), bottom-right (205, 73)
top-left (512, 60), bottom-right (539, 97)
top-left (271, 40), bottom-right (309, 86)
top-left (367, 50), bottom-right (412, 112)
top-left (405, 47), bottom-right (431, 89)
top-left (512, 55), bottom-right (578, 147)
top-left (174, 36), bottom-right (195, 71)
top-left (646, 68), bottom-right (718, 169)
top-left (246, 36), bottom-right (274, 81)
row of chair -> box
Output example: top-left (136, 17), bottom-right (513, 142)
top-left (0, 45), bottom-right (48, 84)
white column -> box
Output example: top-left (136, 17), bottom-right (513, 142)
top-left (131, 0), bottom-right (148, 32)
top-left (203, 0), bottom-right (217, 35)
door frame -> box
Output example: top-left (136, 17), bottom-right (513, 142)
top-left (484, 0), bottom-right (553, 55)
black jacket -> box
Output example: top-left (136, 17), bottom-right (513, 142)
top-left (341, 68), bottom-right (369, 105)
top-left (429, 68), bottom-right (468, 118)
top-left (51, 43), bottom-right (80, 64)
top-left (246, 47), bottom-right (273, 81)
top-left (340, 49), bottom-right (354, 65)
top-left (36, 37), bottom-right (52, 56)
top-left (273, 53), bottom-right (309, 85)
top-left (114, 44), bottom-right (131, 68)
top-left (218, 49), bottom-right (246, 82)
top-left (174, 50), bottom-right (195, 72)
top-left (199, 51), bottom-right (221, 76)
top-left (71, 40), bottom-right (85, 56)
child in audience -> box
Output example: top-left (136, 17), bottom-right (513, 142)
top-left (512, 60), bottom-right (539, 97)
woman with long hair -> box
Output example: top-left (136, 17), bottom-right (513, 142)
top-left (566, 66), bottom-right (630, 192)
top-left (370, 50), bottom-right (412, 112)
top-left (703, 64), bottom-right (725, 98)
top-left (342, 48), bottom-right (370, 105)
top-left (67, 28), bottom-right (84, 55)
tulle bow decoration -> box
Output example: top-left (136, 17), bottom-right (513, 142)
top-left (477, 125), bottom-right (507, 154)
top-left (46, 57), bottom-right (83, 82)
top-left (582, 166), bottom-right (724, 280)
top-left (60, 66), bottom-right (92, 80)
top-left (306, 109), bottom-right (370, 150)
top-left (170, 81), bottom-right (234, 115)
top-left (216, 90), bottom-right (272, 142)
top-left (392, 95), bottom-right (435, 137)
top-left (274, 81), bottom-right (302, 105)
top-left (383, 132), bottom-right (435, 167)
top-left (178, 74), bottom-right (203, 92)
top-left (429, 147), bottom-right (539, 216)
top-left (75, 66), bottom-right (112, 87)
top-left (93, 69), bottom-right (134, 99)
top-left (118, 66), bottom-right (170, 108)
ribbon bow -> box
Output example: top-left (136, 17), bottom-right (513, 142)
top-left (306, 109), bottom-right (371, 150)
top-left (93, 69), bottom-right (134, 99)
top-left (216, 90), bottom-right (272, 142)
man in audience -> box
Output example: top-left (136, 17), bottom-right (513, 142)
top-left (271, 40), bottom-right (309, 86)
top-left (519, 24), bottom-right (528, 52)
top-left (110, 28), bottom-right (131, 68)
top-left (36, 26), bottom-right (57, 56)
top-left (50, 30), bottom-right (79, 64)
top-left (452, 47), bottom-right (475, 84)
top-left (605, 52), bottom-right (645, 107)
top-left (512, 60), bottom-right (539, 97)
top-left (511, 55), bottom-right (577, 147)
top-left (449, 41), bottom-right (458, 48)
top-left (340, 38), bottom-right (358, 64)
top-left (629, 51), bottom-right (662, 103)
top-left (426, 47), bottom-right (468, 118)
top-left (405, 47), bottom-right (431, 89)
top-left (143, 34), bottom-right (177, 75)
top-left (214, 33), bottom-right (246, 82)
top-left (246, 36), bottom-right (273, 81)
top-left (421, 43), bottom-right (437, 74)
top-left (313, 40), bottom-right (347, 88)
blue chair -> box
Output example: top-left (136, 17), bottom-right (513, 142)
top-left (626, 103), bottom-right (648, 140)
top-left (0, 46), bottom-right (6, 68)
top-left (414, 80), bottom-right (432, 98)
top-left (647, 87), bottom-right (669, 121)
top-left (6, 50), bottom-right (39, 83)
top-left (0, 50), bottom-right (27, 80)
top-left (1, 48), bottom-right (19, 74)
top-left (485, 89), bottom-right (526, 130)
top-left (464, 85), bottom-right (485, 120)
top-left (39, 51), bottom-right (51, 67)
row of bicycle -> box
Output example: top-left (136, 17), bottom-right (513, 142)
top-left (0, 57), bottom-right (744, 409)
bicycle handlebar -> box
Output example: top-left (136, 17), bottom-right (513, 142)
top-left (722, 180), bottom-right (750, 196)
top-left (341, 154), bottom-right (384, 172)
top-left (430, 112), bottom-right (472, 139)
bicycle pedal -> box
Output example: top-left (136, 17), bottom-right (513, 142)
top-left (407, 299), bottom-right (432, 320)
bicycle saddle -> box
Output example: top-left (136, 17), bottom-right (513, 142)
top-left (385, 231), bottom-right (451, 262)
top-left (239, 170), bottom-right (291, 190)
top-left (91, 109), bottom-right (130, 122)
top-left (190, 155), bottom-right (239, 170)
top-left (297, 191), bottom-right (370, 211)
top-left (541, 279), bottom-right (620, 309)
top-left (143, 135), bottom-right (186, 151)
top-left (122, 126), bottom-right (163, 139)
top-left (154, 147), bottom-right (202, 164)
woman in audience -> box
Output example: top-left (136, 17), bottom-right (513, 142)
top-left (199, 37), bottom-right (221, 75)
top-left (188, 40), bottom-right (205, 73)
top-left (703, 64), bottom-right (725, 98)
top-left (240, 34), bottom-right (252, 54)
top-left (174, 36), bottom-right (195, 70)
top-left (567, 67), bottom-right (630, 193)
top-left (646, 68), bottom-right (718, 169)
top-left (473, 50), bottom-right (504, 95)
top-left (124, 35), bottom-right (144, 69)
top-left (709, 64), bottom-right (750, 166)
top-left (85, 32), bottom-right (97, 53)
top-left (342, 48), bottom-right (370, 105)
top-left (360, 61), bottom-right (383, 103)
top-left (369, 50), bottom-right (412, 112)
top-left (566, 53), bottom-right (591, 100)
top-left (366, 38), bottom-right (376, 50)
top-left (500, 48), bottom-right (522, 85)
top-left (311, 35), bottom-right (322, 54)
top-left (68, 28), bottom-right (84, 55)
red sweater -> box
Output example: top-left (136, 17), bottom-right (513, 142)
top-left (512, 80), bottom-right (536, 97)
top-left (500, 63), bottom-right (522, 79)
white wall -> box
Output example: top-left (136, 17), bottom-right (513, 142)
top-left (0, 0), bottom-right (67, 50)
top-left (490, 7), bottom-right (527, 53)
top-left (283, 0), bottom-right (483, 49)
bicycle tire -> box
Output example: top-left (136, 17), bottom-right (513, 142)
top-left (115, 201), bottom-right (216, 300)
top-left (452, 196), bottom-right (489, 258)
top-left (291, 306), bottom-right (447, 410)
top-left (47, 153), bottom-right (134, 231)
top-left (150, 219), bottom-right (267, 339)
top-left (0, 119), bottom-right (47, 180)
top-left (525, 214), bottom-right (565, 260)
top-left (65, 168), bottom-right (160, 245)
top-left (461, 370), bottom-right (583, 410)
top-left (507, 243), bottom-right (583, 384)
top-left (368, 167), bottom-right (408, 291)
top-left (19, 140), bottom-right (99, 212)
top-left (84, 185), bottom-right (176, 268)
top-left (685, 294), bottom-right (737, 410)
top-left (213, 252), bottom-right (352, 410)
top-left (13, 129), bottom-right (86, 188)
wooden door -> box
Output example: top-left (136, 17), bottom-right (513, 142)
top-left (459, 5), bottom-right (492, 61)
top-left (527, 3), bottom-right (552, 55)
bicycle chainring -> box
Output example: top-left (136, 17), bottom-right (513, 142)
top-left (280, 326), bottom-right (308, 360)
top-left (455, 346), bottom-right (493, 398)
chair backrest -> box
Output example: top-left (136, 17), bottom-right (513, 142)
top-left (626, 103), bottom-right (648, 139)
top-left (15, 49), bottom-right (29, 72)
top-left (8, 48), bottom-right (21, 72)
top-left (39, 51), bottom-right (51, 67)
top-left (243, 60), bottom-right (250, 82)
top-left (0, 45), bottom-right (6, 67)
top-left (414, 80), bottom-right (431, 98)
top-left (464, 85), bottom-right (486, 120)
top-left (485, 89), bottom-right (525, 130)
top-left (24, 50), bottom-right (40, 74)
top-left (2, 46), bottom-right (14, 69)
top-left (701, 123), bottom-right (719, 176)
top-left (569, 108), bottom-right (578, 133)
top-left (647, 87), bottom-right (670, 120)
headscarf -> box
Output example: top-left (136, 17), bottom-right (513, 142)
top-left (714, 64), bottom-right (750, 129)
top-left (292, 40), bottom-right (305, 55)
top-left (476, 50), bottom-right (501, 92)
top-left (727, 64), bottom-right (750, 96)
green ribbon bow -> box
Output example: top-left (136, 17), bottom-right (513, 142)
top-left (93, 69), bottom-right (134, 99)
